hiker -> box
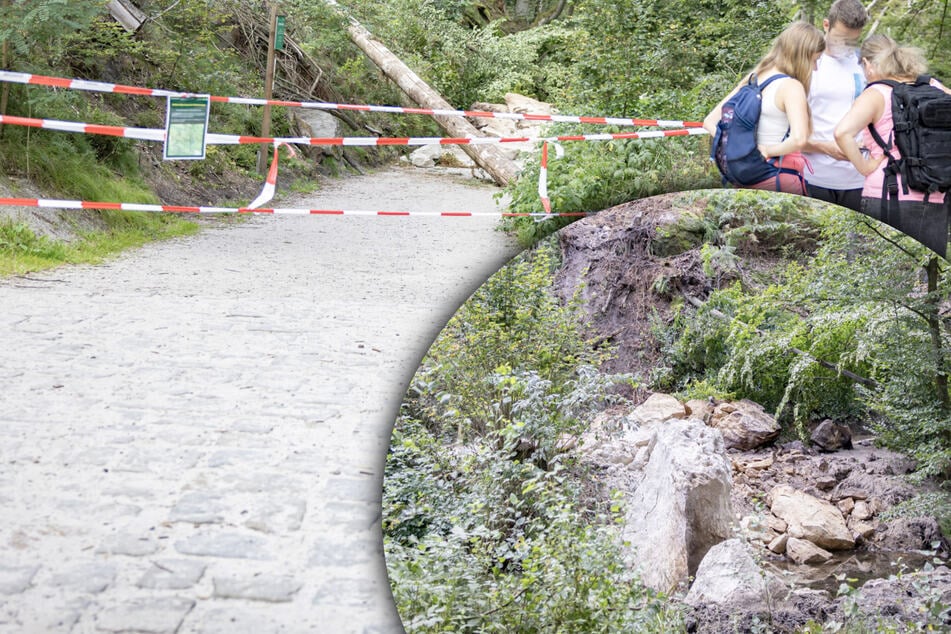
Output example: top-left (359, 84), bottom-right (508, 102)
top-left (703, 21), bottom-right (826, 194)
top-left (802, 0), bottom-right (869, 212)
top-left (833, 35), bottom-right (951, 257)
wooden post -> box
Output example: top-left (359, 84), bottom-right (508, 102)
top-left (257, 2), bottom-right (279, 175)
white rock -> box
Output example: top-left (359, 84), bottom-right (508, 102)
top-left (621, 419), bottom-right (732, 592)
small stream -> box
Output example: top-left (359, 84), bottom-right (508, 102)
top-left (764, 550), bottom-right (946, 594)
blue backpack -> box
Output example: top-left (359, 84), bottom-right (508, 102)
top-left (710, 73), bottom-right (802, 188)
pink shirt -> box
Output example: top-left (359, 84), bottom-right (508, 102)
top-left (861, 83), bottom-right (927, 202)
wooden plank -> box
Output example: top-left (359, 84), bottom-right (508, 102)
top-left (107, 0), bottom-right (146, 33)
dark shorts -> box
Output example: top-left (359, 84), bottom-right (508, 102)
top-left (806, 184), bottom-right (863, 213)
top-left (859, 196), bottom-right (950, 258)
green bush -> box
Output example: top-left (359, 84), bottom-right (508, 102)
top-left (407, 237), bottom-right (621, 445)
top-left (384, 232), bottom-right (676, 631)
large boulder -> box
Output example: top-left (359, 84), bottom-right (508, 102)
top-left (769, 485), bottom-right (855, 551)
top-left (810, 419), bottom-right (853, 451)
top-left (290, 108), bottom-right (342, 162)
top-left (708, 400), bottom-right (781, 450)
top-left (785, 537), bottom-right (833, 564)
top-left (685, 538), bottom-right (785, 608)
top-left (627, 393), bottom-right (686, 426)
top-left (504, 92), bottom-right (552, 116)
top-left (621, 419), bottom-right (733, 592)
top-left (407, 144), bottom-right (475, 168)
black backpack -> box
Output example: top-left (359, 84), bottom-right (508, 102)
top-left (710, 73), bottom-right (803, 189)
top-left (865, 76), bottom-right (951, 202)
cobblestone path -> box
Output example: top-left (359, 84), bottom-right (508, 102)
top-left (0, 168), bottom-right (520, 633)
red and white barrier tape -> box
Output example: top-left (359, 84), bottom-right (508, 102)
top-left (0, 113), bottom-right (708, 147)
top-left (538, 141), bottom-right (564, 214)
top-left (0, 70), bottom-right (703, 129)
top-left (0, 112), bottom-right (708, 210)
top-left (0, 196), bottom-right (589, 218)
top-left (247, 142), bottom-right (298, 209)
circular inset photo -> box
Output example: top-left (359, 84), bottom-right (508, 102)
top-left (382, 189), bottom-right (951, 633)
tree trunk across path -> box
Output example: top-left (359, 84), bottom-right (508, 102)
top-left (323, 0), bottom-right (520, 187)
top-left (0, 167), bottom-right (520, 633)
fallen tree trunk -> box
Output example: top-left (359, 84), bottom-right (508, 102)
top-left (321, 0), bottom-right (519, 186)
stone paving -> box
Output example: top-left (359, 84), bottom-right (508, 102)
top-left (0, 168), bottom-right (521, 633)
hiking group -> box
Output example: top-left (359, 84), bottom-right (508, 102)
top-left (703, 0), bottom-right (951, 257)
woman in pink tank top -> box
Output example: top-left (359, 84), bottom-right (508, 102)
top-left (834, 34), bottom-right (951, 256)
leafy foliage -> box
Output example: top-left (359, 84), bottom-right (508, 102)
top-left (0, 0), bottom-right (104, 63)
top-left (656, 195), bottom-right (951, 477)
top-left (385, 237), bottom-right (678, 632)
top-left (408, 238), bottom-right (625, 446)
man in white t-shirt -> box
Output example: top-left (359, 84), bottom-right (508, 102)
top-left (802, 0), bottom-right (869, 212)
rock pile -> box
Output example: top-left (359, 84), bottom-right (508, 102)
top-left (402, 92), bottom-right (551, 178)
top-left (573, 392), bottom-right (951, 632)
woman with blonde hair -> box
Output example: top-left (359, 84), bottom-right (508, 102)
top-left (704, 21), bottom-right (826, 194)
top-left (834, 34), bottom-right (951, 256)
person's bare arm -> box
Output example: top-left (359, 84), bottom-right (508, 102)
top-left (803, 137), bottom-right (847, 160)
top-left (834, 89), bottom-right (886, 176)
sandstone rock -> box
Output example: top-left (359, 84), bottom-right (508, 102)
top-left (833, 472), bottom-right (916, 505)
top-left (621, 419), bottom-right (733, 592)
top-left (848, 518), bottom-right (877, 541)
top-left (837, 497), bottom-right (855, 515)
top-left (810, 419), bottom-right (852, 451)
top-left (685, 399), bottom-right (715, 423)
top-left (768, 533), bottom-right (789, 554)
top-left (469, 101), bottom-right (509, 114)
top-left (575, 425), bottom-right (654, 469)
top-left (786, 537), bottom-right (833, 564)
top-left (768, 485), bottom-right (854, 550)
top-left (685, 538), bottom-right (784, 607)
top-left (745, 456), bottom-right (775, 471)
top-left (708, 400), bottom-right (781, 450)
top-left (408, 145), bottom-right (475, 168)
top-left (479, 117), bottom-right (519, 138)
top-left (768, 516), bottom-right (788, 534)
top-left (852, 500), bottom-right (872, 521)
top-left (504, 92), bottom-right (552, 115)
top-left (628, 393), bottom-right (686, 426)
top-left (291, 108), bottom-right (340, 139)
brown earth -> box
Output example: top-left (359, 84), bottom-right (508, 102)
top-left (553, 192), bottom-right (709, 378)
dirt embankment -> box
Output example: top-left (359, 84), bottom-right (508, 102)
top-left (553, 192), bottom-right (713, 377)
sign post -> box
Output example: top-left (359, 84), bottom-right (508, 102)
top-left (163, 95), bottom-right (210, 160)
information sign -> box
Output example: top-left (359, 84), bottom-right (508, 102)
top-left (163, 96), bottom-right (210, 160)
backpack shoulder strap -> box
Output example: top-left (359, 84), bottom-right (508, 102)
top-left (758, 73), bottom-right (790, 91)
top-left (863, 80), bottom-right (897, 152)
top-left (865, 79), bottom-right (900, 90)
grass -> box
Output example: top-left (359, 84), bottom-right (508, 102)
top-left (0, 212), bottom-right (199, 276)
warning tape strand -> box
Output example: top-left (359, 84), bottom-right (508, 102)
top-left (0, 69), bottom-right (703, 129)
top-left (0, 113), bottom-right (708, 147)
top-left (0, 196), bottom-right (589, 218)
